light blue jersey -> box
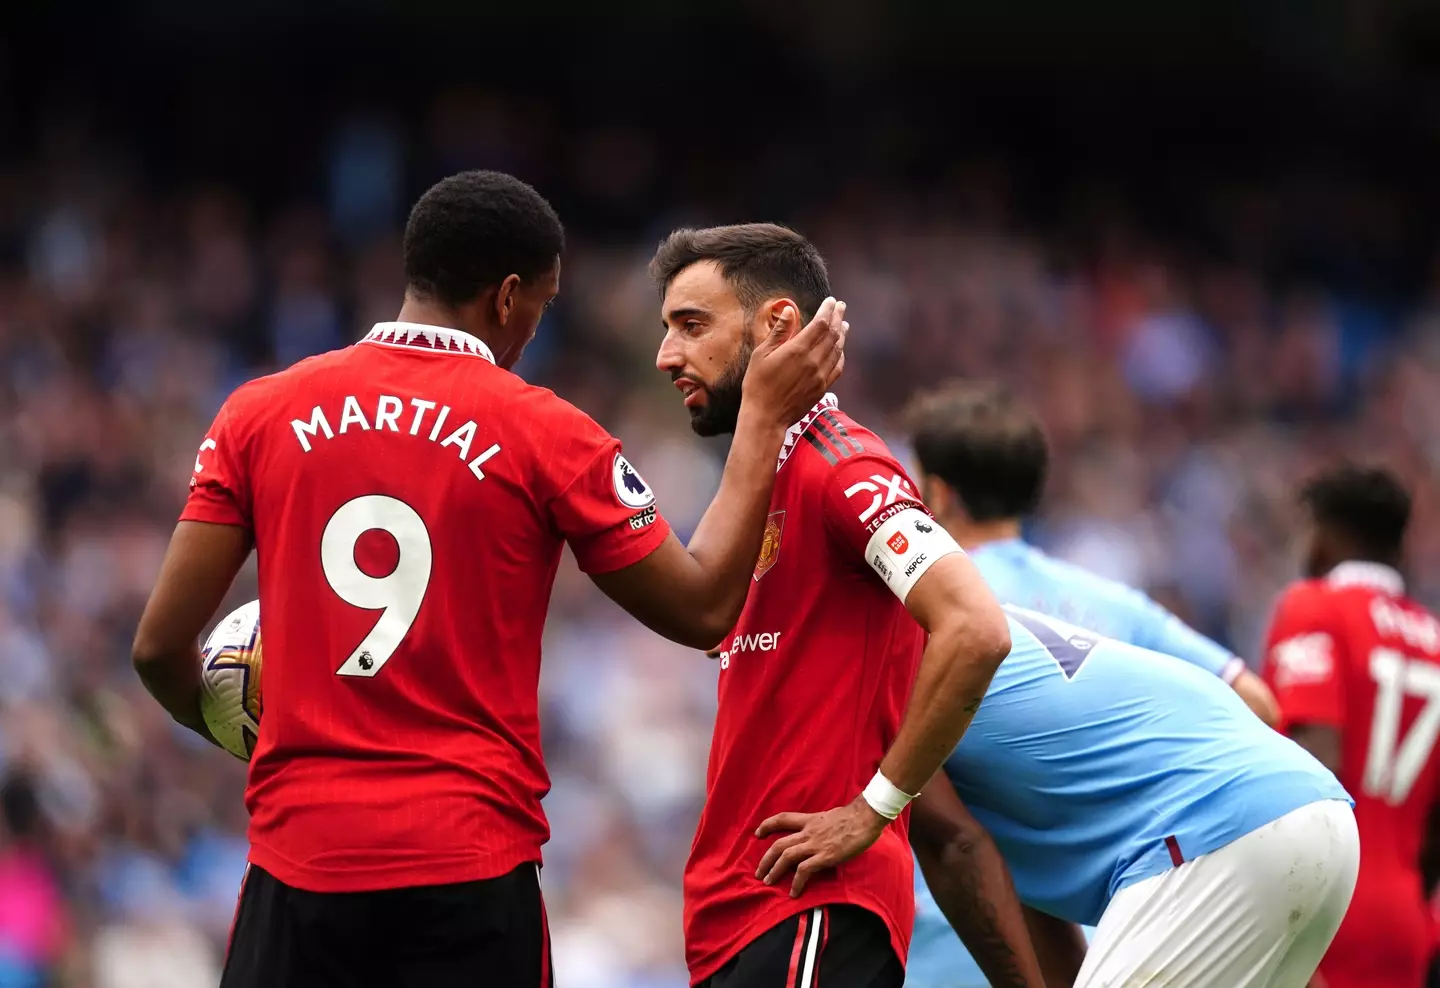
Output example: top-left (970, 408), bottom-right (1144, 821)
top-left (971, 538), bottom-right (1241, 681)
top-left (908, 537), bottom-right (1242, 987)
top-left (905, 607), bottom-right (1349, 988)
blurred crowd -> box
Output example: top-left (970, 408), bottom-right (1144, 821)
top-left (2, 93), bottom-right (1439, 987)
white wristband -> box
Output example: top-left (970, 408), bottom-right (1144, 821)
top-left (861, 771), bottom-right (917, 821)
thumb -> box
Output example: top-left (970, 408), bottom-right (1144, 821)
top-left (755, 305), bottom-right (798, 354)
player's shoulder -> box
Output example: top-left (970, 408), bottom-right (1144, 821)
top-left (1270, 578), bottom-right (1347, 625)
top-left (1273, 577), bottom-right (1333, 608)
top-left (786, 403), bottom-right (907, 477)
top-left (214, 350), bottom-right (349, 424)
top-left (1027, 546), bottom-right (1152, 609)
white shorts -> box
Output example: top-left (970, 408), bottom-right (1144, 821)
top-left (1076, 799), bottom-right (1359, 988)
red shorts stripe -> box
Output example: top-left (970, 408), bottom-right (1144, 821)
top-left (1164, 834), bottom-right (1184, 866)
top-left (815, 908), bottom-right (830, 987)
top-left (786, 910), bottom-right (812, 988)
top-left (225, 862), bottom-right (252, 961)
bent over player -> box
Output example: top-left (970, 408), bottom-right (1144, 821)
top-left (900, 379), bottom-right (1281, 986)
top-left (131, 172), bottom-right (847, 988)
top-left (651, 224), bottom-right (1013, 988)
top-left (1263, 465), bottom-right (1440, 988)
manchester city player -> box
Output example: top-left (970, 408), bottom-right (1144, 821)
top-left (911, 605), bottom-right (1355, 987)
top-left (900, 382), bottom-right (1287, 987)
top-left (902, 381), bottom-right (1278, 726)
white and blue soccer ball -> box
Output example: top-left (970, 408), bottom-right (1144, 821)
top-left (199, 600), bottom-right (263, 761)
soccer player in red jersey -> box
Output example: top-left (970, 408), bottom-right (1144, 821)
top-left (1263, 465), bottom-right (1440, 988)
top-left (651, 224), bottom-right (1015, 988)
top-left (131, 172), bottom-right (848, 988)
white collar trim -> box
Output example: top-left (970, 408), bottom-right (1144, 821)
top-left (777, 393), bottom-right (839, 472)
top-left (1328, 561), bottom-right (1405, 595)
top-left (362, 322), bottom-right (496, 364)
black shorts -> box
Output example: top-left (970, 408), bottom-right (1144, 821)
top-left (220, 862), bottom-right (552, 988)
top-left (699, 904), bottom-right (903, 988)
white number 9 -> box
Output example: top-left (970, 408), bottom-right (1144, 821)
top-left (321, 495), bottom-right (433, 677)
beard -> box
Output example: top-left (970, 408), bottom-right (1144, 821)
top-left (685, 337), bottom-right (754, 437)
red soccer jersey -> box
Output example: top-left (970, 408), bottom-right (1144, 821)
top-left (1263, 562), bottom-right (1440, 988)
top-left (683, 396), bottom-right (960, 985)
top-left (183, 322), bottom-right (672, 893)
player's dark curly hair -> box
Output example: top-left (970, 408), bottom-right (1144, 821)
top-left (403, 170), bottom-right (564, 308)
top-left (648, 223), bottom-right (831, 323)
top-left (1299, 463), bottom-right (1411, 564)
top-left (904, 381), bottom-right (1049, 522)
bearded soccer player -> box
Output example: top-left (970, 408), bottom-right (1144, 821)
top-left (651, 224), bottom-right (1013, 988)
top-left (1263, 465), bottom-right (1440, 988)
top-left (131, 173), bottom-right (847, 988)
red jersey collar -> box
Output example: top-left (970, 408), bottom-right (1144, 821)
top-left (362, 322), bottom-right (496, 364)
top-left (1327, 561), bottom-right (1404, 595)
top-left (777, 393), bottom-right (839, 472)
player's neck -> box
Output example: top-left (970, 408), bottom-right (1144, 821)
top-left (946, 518), bottom-right (1023, 551)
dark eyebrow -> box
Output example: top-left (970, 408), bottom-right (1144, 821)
top-left (662, 306), bottom-right (709, 328)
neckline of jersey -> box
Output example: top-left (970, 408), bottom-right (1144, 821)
top-left (1327, 560), bottom-right (1405, 595)
top-left (361, 322), bottom-right (497, 364)
top-left (777, 393), bottom-right (839, 473)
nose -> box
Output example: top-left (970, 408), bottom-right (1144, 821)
top-left (656, 329), bottom-right (684, 375)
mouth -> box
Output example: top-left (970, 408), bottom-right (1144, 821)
top-left (675, 378), bottom-right (705, 409)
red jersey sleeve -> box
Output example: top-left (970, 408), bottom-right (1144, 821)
top-left (546, 417), bottom-right (672, 576)
top-left (180, 394), bottom-right (253, 530)
top-left (820, 448), bottom-right (964, 603)
top-left (1263, 583), bottom-right (1345, 730)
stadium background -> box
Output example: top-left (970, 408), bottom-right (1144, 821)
top-left (4, 0), bottom-right (1440, 983)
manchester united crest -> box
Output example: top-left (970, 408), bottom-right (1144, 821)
top-left (753, 511), bottom-right (786, 581)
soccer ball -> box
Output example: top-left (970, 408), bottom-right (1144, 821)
top-left (199, 600), bottom-right (263, 761)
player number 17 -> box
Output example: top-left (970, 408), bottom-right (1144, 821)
top-left (320, 495), bottom-right (433, 678)
top-left (1365, 647), bottom-right (1440, 806)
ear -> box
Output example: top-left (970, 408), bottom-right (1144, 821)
top-left (754, 297), bottom-right (802, 346)
top-left (922, 473), bottom-right (957, 522)
top-left (494, 273), bottom-right (522, 327)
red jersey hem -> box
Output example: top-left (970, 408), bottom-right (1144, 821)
top-left (686, 893), bottom-right (909, 986)
top-left (247, 840), bottom-right (542, 893)
top-left (576, 515), bottom-right (672, 575)
top-left (179, 499), bottom-right (249, 528)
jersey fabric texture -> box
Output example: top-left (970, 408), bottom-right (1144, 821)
top-left (1263, 562), bottom-right (1440, 988)
top-left (183, 323), bottom-right (672, 893)
top-left (907, 538), bottom-right (1241, 988)
top-left (684, 397), bottom-right (957, 986)
top-left (907, 607), bottom-right (1350, 988)
top-left (971, 538), bottom-right (1242, 682)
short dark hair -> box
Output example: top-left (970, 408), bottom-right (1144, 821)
top-left (904, 381), bottom-right (1049, 522)
top-left (1300, 463), bottom-right (1411, 563)
top-left (648, 223), bottom-right (831, 322)
top-left (403, 170), bottom-right (564, 308)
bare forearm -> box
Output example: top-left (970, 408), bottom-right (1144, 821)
top-left (1024, 906), bottom-right (1087, 987)
top-left (917, 836), bottom-right (1046, 988)
top-left (681, 406), bottom-right (786, 617)
top-left (133, 644), bottom-right (207, 732)
top-left (880, 623), bottom-right (1007, 794)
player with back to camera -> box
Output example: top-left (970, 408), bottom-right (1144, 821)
top-left (130, 171), bottom-right (847, 988)
top-left (1262, 465), bottom-right (1440, 988)
top-left (896, 384), bottom-right (1360, 988)
top-left (651, 223), bottom-right (1015, 988)
top-left (899, 380), bottom-right (1284, 987)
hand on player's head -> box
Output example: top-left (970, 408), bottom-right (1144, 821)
top-left (741, 297), bottom-right (847, 428)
